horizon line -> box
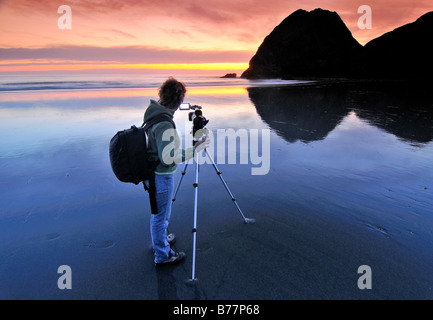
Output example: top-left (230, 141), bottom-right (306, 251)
top-left (0, 62), bottom-right (249, 73)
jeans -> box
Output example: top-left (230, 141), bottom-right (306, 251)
top-left (149, 173), bottom-right (175, 263)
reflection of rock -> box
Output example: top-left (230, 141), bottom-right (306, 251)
top-left (248, 81), bottom-right (433, 145)
top-left (247, 85), bottom-right (349, 143)
top-left (349, 82), bottom-right (433, 144)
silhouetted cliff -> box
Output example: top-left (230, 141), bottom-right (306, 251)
top-left (241, 9), bottom-right (363, 79)
top-left (242, 9), bottom-right (433, 79)
top-left (363, 11), bottom-right (433, 79)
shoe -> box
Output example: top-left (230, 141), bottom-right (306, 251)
top-left (167, 233), bottom-right (176, 245)
top-left (156, 252), bottom-right (186, 265)
top-left (151, 234), bottom-right (176, 255)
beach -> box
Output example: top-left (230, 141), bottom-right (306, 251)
top-left (0, 75), bottom-right (432, 300)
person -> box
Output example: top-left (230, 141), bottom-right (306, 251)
top-left (143, 77), bottom-right (209, 265)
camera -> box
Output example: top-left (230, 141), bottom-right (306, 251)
top-left (179, 103), bottom-right (193, 111)
top-left (178, 103), bottom-right (205, 122)
top-left (179, 102), bottom-right (210, 144)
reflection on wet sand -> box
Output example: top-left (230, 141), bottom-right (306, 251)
top-left (248, 85), bottom-right (348, 143)
top-left (248, 81), bottom-right (433, 145)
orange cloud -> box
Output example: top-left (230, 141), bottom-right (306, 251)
top-left (0, 61), bottom-right (248, 72)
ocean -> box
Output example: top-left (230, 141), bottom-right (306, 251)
top-left (0, 73), bottom-right (432, 300)
top-left (0, 73), bottom-right (302, 92)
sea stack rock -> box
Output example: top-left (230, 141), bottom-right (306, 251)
top-left (220, 73), bottom-right (237, 78)
top-left (241, 8), bottom-right (363, 79)
top-left (363, 11), bottom-right (433, 79)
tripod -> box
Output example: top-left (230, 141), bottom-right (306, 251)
top-left (171, 147), bottom-right (255, 282)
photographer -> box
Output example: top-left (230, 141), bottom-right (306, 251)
top-left (143, 77), bottom-right (209, 265)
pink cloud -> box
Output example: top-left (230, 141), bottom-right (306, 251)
top-left (0, 46), bottom-right (252, 63)
top-left (1, 0), bottom-right (432, 55)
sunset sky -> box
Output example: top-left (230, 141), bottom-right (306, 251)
top-left (0, 0), bottom-right (432, 74)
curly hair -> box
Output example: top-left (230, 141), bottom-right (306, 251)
top-left (158, 77), bottom-right (187, 110)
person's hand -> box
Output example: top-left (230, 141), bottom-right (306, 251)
top-left (195, 136), bottom-right (210, 152)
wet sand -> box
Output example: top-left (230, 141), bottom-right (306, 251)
top-left (1, 79), bottom-right (432, 300)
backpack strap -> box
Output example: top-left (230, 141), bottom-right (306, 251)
top-left (141, 114), bottom-right (176, 192)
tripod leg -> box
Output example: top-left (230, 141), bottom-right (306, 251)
top-left (172, 159), bottom-right (189, 206)
top-left (205, 149), bottom-right (255, 224)
top-left (191, 152), bottom-right (199, 281)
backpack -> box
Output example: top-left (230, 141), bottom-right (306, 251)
top-left (109, 114), bottom-right (176, 185)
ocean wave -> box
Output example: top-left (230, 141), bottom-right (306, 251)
top-left (0, 75), bottom-right (312, 92)
top-left (0, 80), bottom-right (147, 92)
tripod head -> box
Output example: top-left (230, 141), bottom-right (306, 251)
top-left (178, 103), bottom-right (203, 121)
top-left (179, 103), bottom-right (210, 146)
top-left (192, 110), bottom-right (209, 143)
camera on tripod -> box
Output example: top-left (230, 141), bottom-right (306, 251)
top-left (174, 101), bottom-right (254, 281)
top-left (179, 103), bottom-right (204, 122)
top-left (173, 102), bottom-right (255, 282)
top-left (179, 103), bottom-right (209, 141)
